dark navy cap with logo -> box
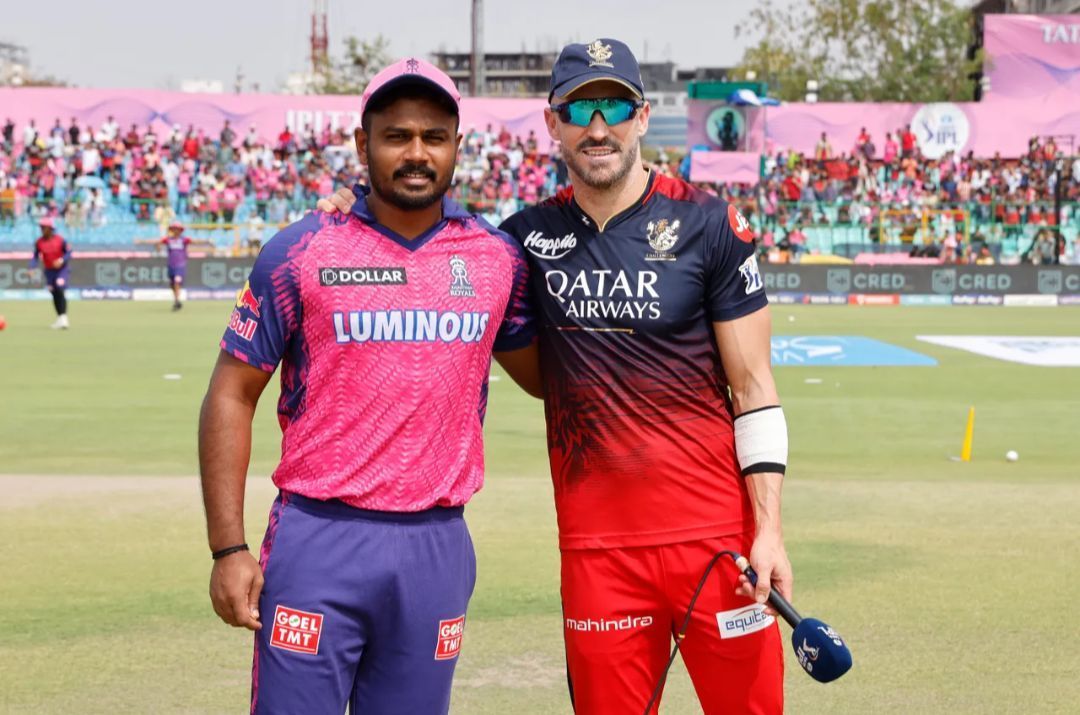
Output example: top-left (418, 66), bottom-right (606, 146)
top-left (548, 38), bottom-right (645, 102)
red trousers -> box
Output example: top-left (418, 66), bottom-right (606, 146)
top-left (561, 535), bottom-right (784, 714)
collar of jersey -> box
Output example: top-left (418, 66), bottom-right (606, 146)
top-left (570, 169), bottom-right (656, 233)
top-left (349, 183), bottom-right (471, 251)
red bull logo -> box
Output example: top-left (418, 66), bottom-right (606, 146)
top-left (236, 280), bottom-right (262, 317)
top-left (228, 309), bottom-right (258, 341)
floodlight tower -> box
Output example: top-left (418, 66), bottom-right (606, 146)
top-left (471, 0), bottom-right (485, 96)
top-left (311, 0), bottom-right (330, 77)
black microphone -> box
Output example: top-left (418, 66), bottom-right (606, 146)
top-left (736, 555), bottom-right (853, 683)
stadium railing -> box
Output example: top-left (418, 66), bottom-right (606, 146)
top-left (0, 191), bottom-right (529, 251)
top-left (1, 193), bottom-right (1075, 261)
top-left (734, 200), bottom-right (1078, 261)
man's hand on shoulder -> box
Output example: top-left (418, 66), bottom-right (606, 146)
top-left (316, 187), bottom-right (357, 215)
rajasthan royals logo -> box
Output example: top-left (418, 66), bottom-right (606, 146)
top-left (449, 256), bottom-right (475, 298)
top-left (405, 58), bottom-right (421, 73)
top-left (645, 218), bottom-right (680, 262)
top-left (586, 40), bottom-right (614, 68)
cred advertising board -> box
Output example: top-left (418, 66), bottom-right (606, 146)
top-left (1, 259), bottom-right (1079, 303)
top-left (759, 265), bottom-right (1080, 296)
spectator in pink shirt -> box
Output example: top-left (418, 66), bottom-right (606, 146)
top-left (177, 170), bottom-right (192, 214)
top-left (220, 180), bottom-right (242, 223)
top-left (883, 132), bottom-right (898, 163)
top-left (205, 186), bottom-right (220, 222)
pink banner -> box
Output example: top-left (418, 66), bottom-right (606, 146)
top-left (689, 151), bottom-right (760, 183)
top-left (0, 87), bottom-right (551, 149)
top-left (689, 95), bottom-right (1080, 159)
top-left (984, 14), bottom-right (1080, 102)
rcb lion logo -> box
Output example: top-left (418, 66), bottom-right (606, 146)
top-left (644, 218), bottom-right (680, 262)
top-left (586, 40), bottom-right (614, 68)
top-left (647, 218), bottom-right (680, 252)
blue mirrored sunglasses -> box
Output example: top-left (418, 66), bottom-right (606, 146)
top-left (550, 98), bottom-right (645, 127)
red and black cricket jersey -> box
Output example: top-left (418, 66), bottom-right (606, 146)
top-left (34, 234), bottom-right (70, 268)
top-left (500, 171), bottom-right (768, 550)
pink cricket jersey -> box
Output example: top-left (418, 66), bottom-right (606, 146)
top-left (219, 189), bottom-right (535, 511)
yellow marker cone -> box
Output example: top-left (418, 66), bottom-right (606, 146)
top-left (960, 407), bottom-right (975, 462)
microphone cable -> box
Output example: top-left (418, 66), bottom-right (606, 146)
top-left (641, 549), bottom-right (744, 715)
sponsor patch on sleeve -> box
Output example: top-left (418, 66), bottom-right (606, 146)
top-left (739, 254), bottom-right (764, 294)
top-left (270, 605), bottom-right (324, 655)
top-left (227, 308), bottom-right (259, 341)
top-left (716, 603), bottom-right (775, 639)
top-left (435, 615), bottom-right (465, 660)
top-left (728, 204), bottom-right (755, 243)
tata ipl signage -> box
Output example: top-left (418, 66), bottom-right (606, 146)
top-left (983, 15), bottom-right (1080, 102)
top-left (687, 15), bottom-right (1080, 160)
top-left (688, 96), bottom-right (1080, 159)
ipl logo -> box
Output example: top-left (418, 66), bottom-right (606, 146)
top-left (797, 637), bottom-right (821, 673)
top-left (910, 103), bottom-right (970, 160)
top-left (449, 256), bottom-right (475, 298)
top-left (739, 255), bottom-right (763, 295)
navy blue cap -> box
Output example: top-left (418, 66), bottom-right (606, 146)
top-left (549, 38), bottom-right (644, 103)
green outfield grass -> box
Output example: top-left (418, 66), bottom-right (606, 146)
top-left (1, 302), bottom-right (1079, 713)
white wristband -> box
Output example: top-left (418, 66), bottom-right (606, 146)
top-left (734, 406), bottom-right (788, 476)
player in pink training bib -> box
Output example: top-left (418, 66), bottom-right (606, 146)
top-left (198, 58), bottom-right (539, 715)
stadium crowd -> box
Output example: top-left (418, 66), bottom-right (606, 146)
top-left (683, 129), bottom-right (1080, 264)
top-left (1, 116), bottom-right (1077, 263)
top-left (0, 116), bottom-right (561, 229)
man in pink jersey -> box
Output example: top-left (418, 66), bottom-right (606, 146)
top-left (198, 58), bottom-right (539, 715)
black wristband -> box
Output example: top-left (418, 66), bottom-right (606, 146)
top-left (211, 543), bottom-right (250, 560)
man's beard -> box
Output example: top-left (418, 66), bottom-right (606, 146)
top-left (368, 156), bottom-right (453, 211)
top-left (564, 137), bottom-right (639, 190)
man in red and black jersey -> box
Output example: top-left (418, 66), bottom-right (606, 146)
top-left (320, 38), bottom-right (791, 714)
top-left (33, 217), bottom-right (72, 330)
top-left (504, 40), bottom-right (789, 714)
